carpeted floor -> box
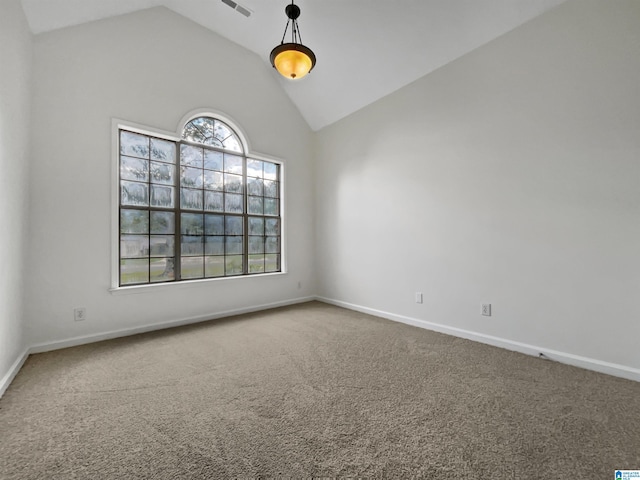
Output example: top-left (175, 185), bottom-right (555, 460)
top-left (1, 301), bottom-right (639, 479)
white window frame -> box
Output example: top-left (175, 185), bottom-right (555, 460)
top-left (110, 110), bottom-right (287, 294)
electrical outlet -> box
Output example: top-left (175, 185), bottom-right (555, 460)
top-left (74, 307), bottom-right (86, 322)
top-left (297, 281), bottom-right (302, 289)
top-left (415, 292), bottom-right (423, 304)
top-left (481, 304), bottom-right (491, 316)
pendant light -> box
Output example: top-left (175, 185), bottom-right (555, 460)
top-left (270, 1), bottom-right (316, 80)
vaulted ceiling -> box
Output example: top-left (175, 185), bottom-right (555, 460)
top-left (20, 0), bottom-right (566, 130)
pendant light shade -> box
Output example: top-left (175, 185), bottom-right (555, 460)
top-left (270, 2), bottom-right (316, 80)
top-left (270, 43), bottom-right (316, 80)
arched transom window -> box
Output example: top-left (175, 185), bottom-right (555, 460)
top-left (117, 115), bottom-right (282, 286)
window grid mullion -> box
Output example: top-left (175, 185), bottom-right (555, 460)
top-left (147, 138), bottom-right (151, 283)
top-left (174, 142), bottom-right (182, 282)
top-left (243, 155), bottom-right (248, 275)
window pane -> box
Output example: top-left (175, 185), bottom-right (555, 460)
top-left (181, 188), bottom-right (203, 210)
top-left (120, 259), bottom-right (149, 285)
top-left (265, 218), bottom-right (279, 236)
top-left (264, 162), bottom-right (278, 180)
top-left (225, 193), bottom-right (243, 213)
top-left (248, 217), bottom-right (264, 236)
top-left (206, 137), bottom-right (223, 148)
top-left (205, 256), bottom-right (225, 277)
top-left (121, 181), bottom-right (149, 206)
top-left (189, 118), bottom-right (222, 148)
top-left (205, 214), bottom-right (224, 235)
top-left (120, 235), bottom-right (149, 259)
top-left (224, 174), bottom-right (243, 193)
top-left (225, 255), bottom-right (243, 275)
top-left (150, 235), bottom-right (174, 257)
top-left (249, 236), bottom-right (264, 254)
top-left (181, 257), bottom-right (204, 279)
top-left (248, 196), bottom-right (263, 215)
top-left (181, 167), bottom-right (203, 188)
top-left (213, 120), bottom-right (232, 144)
top-left (181, 213), bottom-right (203, 235)
top-left (193, 117), bottom-right (214, 139)
top-left (265, 254), bottom-right (280, 273)
top-left (150, 185), bottom-right (174, 208)
top-left (223, 135), bottom-right (242, 153)
top-left (181, 236), bottom-right (203, 256)
top-left (249, 255), bottom-right (265, 273)
top-left (183, 122), bottom-right (207, 145)
top-left (181, 145), bottom-right (203, 167)
top-left (120, 131), bottom-right (149, 159)
top-left (150, 211), bottom-right (174, 234)
top-left (204, 150), bottom-right (223, 171)
top-left (205, 236), bottom-right (225, 255)
top-left (247, 160), bottom-right (263, 178)
top-left (247, 177), bottom-right (263, 196)
top-left (121, 209), bottom-right (149, 234)
top-left (204, 171), bottom-right (223, 191)
top-left (150, 138), bottom-right (176, 164)
top-left (204, 191), bottom-right (224, 212)
top-left (225, 216), bottom-right (243, 235)
top-left (264, 180), bottom-right (278, 198)
top-left (224, 154), bottom-right (243, 174)
top-left (121, 156), bottom-right (149, 182)
top-left (150, 258), bottom-right (175, 283)
top-left (264, 198), bottom-right (279, 216)
top-left (150, 161), bottom-right (174, 185)
top-left (265, 236), bottom-right (280, 254)
top-left (225, 236), bottom-right (243, 255)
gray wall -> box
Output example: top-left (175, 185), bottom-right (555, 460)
top-left (315, 0), bottom-right (640, 374)
top-left (25, 7), bottom-right (315, 347)
top-left (0, 0), bottom-right (32, 391)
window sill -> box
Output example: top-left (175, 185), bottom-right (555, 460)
top-left (109, 271), bottom-right (287, 295)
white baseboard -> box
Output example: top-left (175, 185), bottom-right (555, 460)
top-left (5, 294), bottom-right (636, 400)
top-left (30, 296), bottom-right (316, 354)
top-left (316, 296), bottom-right (640, 383)
top-left (0, 349), bottom-right (30, 399)
top-left (1, 296), bottom-right (315, 398)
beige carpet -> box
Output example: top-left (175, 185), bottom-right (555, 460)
top-left (1, 301), bottom-right (639, 479)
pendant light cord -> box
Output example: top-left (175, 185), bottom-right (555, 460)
top-left (279, 0), bottom-right (304, 46)
top-left (294, 20), bottom-right (303, 45)
top-left (280, 18), bottom-right (291, 45)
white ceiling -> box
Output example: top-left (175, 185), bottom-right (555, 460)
top-left (20, 0), bottom-right (566, 131)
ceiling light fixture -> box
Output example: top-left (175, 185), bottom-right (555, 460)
top-left (270, 1), bottom-right (316, 80)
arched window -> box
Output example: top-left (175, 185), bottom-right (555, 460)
top-left (117, 115), bottom-right (281, 286)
